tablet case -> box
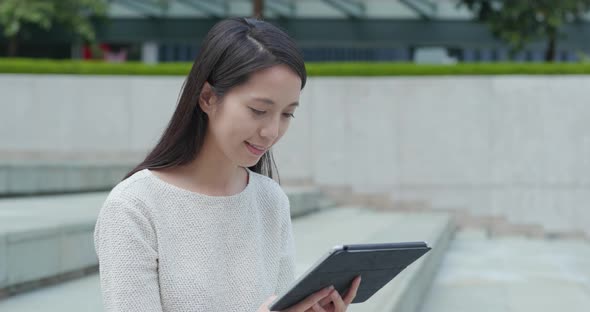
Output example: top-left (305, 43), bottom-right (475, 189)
top-left (270, 242), bottom-right (431, 311)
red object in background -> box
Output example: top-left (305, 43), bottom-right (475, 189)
top-left (100, 43), bottom-right (111, 54)
top-left (82, 45), bottom-right (92, 59)
top-left (81, 43), bottom-right (112, 59)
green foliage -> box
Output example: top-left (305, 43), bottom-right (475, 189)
top-left (0, 0), bottom-right (107, 42)
top-left (2, 58), bottom-right (590, 76)
top-left (458, 0), bottom-right (590, 60)
top-left (0, 58), bottom-right (190, 75)
top-left (0, 0), bottom-right (54, 37)
top-left (51, 0), bottom-right (108, 42)
top-left (577, 50), bottom-right (590, 62)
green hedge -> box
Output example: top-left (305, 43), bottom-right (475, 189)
top-left (1, 58), bottom-right (590, 76)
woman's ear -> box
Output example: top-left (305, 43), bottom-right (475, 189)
top-left (199, 81), bottom-right (218, 115)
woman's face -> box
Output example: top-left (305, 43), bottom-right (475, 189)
top-left (203, 64), bottom-right (302, 168)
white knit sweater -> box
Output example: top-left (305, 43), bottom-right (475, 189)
top-left (94, 168), bottom-right (296, 312)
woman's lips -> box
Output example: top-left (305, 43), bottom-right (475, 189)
top-left (245, 142), bottom-right (266, 156)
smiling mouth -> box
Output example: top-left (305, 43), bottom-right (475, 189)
top-left (247, 142), bottom-right (268, 149)
top-left (245, 142), bottom-right (268, 155)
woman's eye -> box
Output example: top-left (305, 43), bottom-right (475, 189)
top-left (249, 108), bottom-right (266, 115)
top-left (250, 107), bottom-right (294, 119)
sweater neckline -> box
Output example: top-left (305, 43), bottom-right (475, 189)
top-left (142, 167), bottom-right (254, 201)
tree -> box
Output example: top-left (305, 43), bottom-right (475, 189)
top-left (458, 0), bottom-right (590, 61)
top-left (0, 0), bottom-right (107, 57)
top-left (253, 0), bottom-right (264, 18)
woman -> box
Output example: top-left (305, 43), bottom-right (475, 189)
top-left (93, 17), bottom-right (360, 312)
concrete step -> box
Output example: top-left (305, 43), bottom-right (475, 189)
top-left (0, 207), bottom-right (454, 312)
top-left (0, 163), bottom-right (336, 200)
top-left (0, 185), bottom-right (326, 294)
top-left (420, 229), bottom-right (590, 312)
top-left (0, 275), bottom-right (101, 312)
top-left (414, 205), bottom-right (589, 240)
top-left (0, 192), bottom-right (105, 293)
top-left (285, 186), bottom-right (323, 218)
top-left (0, 163), bottom-right (133, 197)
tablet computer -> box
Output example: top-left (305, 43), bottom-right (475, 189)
top-left (269, 241), bottom-right (431, 311)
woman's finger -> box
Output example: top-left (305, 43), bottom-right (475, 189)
top-left (288, 286), bottom-right (334, 311)
top-left (343, 276), bottom-right (362, 305)
top-left (317, 289), bottom-right (335, 307)
top-left (262, 295), bottom-right (277, 312)
top-left (311, 302), bottom-right (327, 312)
top-left (330, 290), bottom-right (347, 311)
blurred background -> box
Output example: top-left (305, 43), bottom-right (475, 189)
top-left (0, 1), bottom-right (589, 311)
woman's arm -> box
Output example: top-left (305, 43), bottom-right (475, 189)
top-left (94, 197), bottom-right (163, 312)
top-left (275, 197), bottom-right (296, 296)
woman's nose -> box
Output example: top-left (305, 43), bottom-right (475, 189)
top-left (260, 117), bottom-right (280, 141)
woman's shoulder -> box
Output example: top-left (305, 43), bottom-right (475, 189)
top-left (250, 170), bottom-right (288, 202)
top-left (250, 171), bottom-right (287, 196)
top-left (110, 168), bottom-right (151, 195)
top-left (101, 169), bottom-right (156, 213)
top-left (94, 170), bottom-right (158, 251)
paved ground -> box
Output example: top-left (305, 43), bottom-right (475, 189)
top-left (420, 229), bottom-right (590, 312)
top-left (0, 275), bottom-right (101, 312)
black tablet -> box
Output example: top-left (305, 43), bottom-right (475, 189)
top-left (269, 241), bottom-right (431, 311)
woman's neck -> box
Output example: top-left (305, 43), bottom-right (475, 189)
top-left (152, 137), bottom-right (248, 196)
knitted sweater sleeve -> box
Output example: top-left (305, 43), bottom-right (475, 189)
top-left (274, 194), bottom-right (297, 296)
top-left (94, 197), bottom-right (163, 312)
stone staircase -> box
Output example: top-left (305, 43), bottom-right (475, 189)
top-left (0, 183), bottom-right (455, 312)
top-left (320, 186), bottom-right (589, 241)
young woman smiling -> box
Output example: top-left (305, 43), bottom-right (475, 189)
top-left (94, 17), bottom-right (360, 312)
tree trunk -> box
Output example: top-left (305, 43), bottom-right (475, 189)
top-left (7, 36), bottom-right (19, 57)
top-left (253, 0), bottom-right (264, 18)
top-left (545, 32), bottom-right (556, 62)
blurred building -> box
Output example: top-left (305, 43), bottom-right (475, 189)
top-left (2, 0), bottom-right (590, 62)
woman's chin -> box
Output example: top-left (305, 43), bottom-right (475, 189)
top-left (238, 156), bottom-right (261, 168)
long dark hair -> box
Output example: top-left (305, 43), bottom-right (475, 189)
top-left (124, 17), bottom-right (306, 182)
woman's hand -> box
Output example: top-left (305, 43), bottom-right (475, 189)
top-left (308, 276), bottom-right (361, 312)
top-left (258, 275), bottom-right (362, 312)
